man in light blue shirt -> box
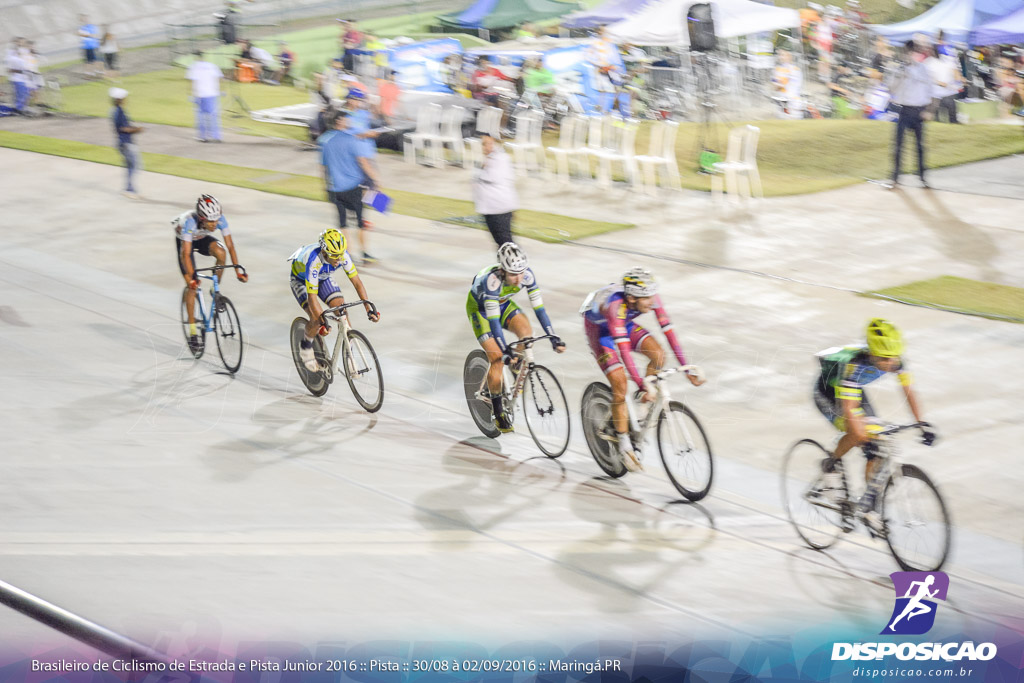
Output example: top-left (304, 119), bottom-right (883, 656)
top-left (320, 109), bottom-right (382, 264)
top-left (888, 37), bottom-right (934, 189)
top-left (77, 14), bottom-right (101, 78)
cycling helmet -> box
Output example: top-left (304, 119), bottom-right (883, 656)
top-left (319, 229), bottom-right (347, 261)
top-left (866, 318), bottom-right (903, 358)
top-left (196, 194), bottom-right (222, 221)
top-left (623, 266), bottom-right (658, 298)
top-left (497, 242), bottom-right (528, 274)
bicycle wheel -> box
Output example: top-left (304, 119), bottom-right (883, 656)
top-left (289, 318), bottom-right (331, 397)
top-left (580, 382), bottom-right (626, 478)
top-left (523, 364), bottom-right (570, 458)
top-left (213, 295), bottom-right (244, 374)
top-left (463, 350), bottom-right (499, 438)
top-left (656, 401), bottom-right (714, 501)
top-left (343, 329), bottom-right (384, 413)
top-left (882, 464), bottom-right (952, 571)
top-left (780, 439), bottom-right (848, 550)
top-left (179, 288), bottom-right (206, 360)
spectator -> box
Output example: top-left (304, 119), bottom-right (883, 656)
top-left (77, 14), bottom-right (102, 79)
top-left (249, 42), bottom-right (278, 84)
top-left (274, 41), bottom-right (295, 84)
top-left (320, 109), bottom-right (382, 264)
top-left (864, 68), bottom-right (895, 120)
top-left (926, 47), bottom-right (961, 123)
top-left (342, 19), bottom-right (363, 72)
top-left (887, 37), bottom-right (933, 189)
top-left (5, 41), bottom-right (30, 114)
top-left (829, 62), bottom-right (857, 117)
top-left (472, 131), bottom-right (519, 247)
top-left (235, 39), bottom-right (263, 81)
top-left (186, 51), bottom-right (224, 143)
top-left (441, 54), bottom-right (467, 95)
top-left (100, 25), bottom-right (119, 78)
top-left (587, 26), bottom-right (621, 113)
top-left (470, 56), bottom-right (508, 107)
top-left (870, 36), bottom-right (893, 75)
top-left (110, 87), bottom-right (143, 199)
top-left (375, 69), bottom-right (400, 124)
top-left (365, 34), bottom-right (387, 77)
top-left (772, 49), bottom-right (803, 118)
top-left (20, 40), bottom-right (43, 106)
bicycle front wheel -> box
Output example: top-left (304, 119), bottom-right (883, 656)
top-left (213, 295), bottom-right (244, 373)
top-left (289, 318), bottom-right (330, 397)
top-left (180, 288), bottom-right (206, 360)
top-left (343, 329), bottom-right (384, 413)
top-left (656, 401), bottom-right (713, 501)
top-left (523, 364), bottom-right (570, 458)
top-left (580, 382), bottom-right (626, 478)
top-left (463, 350), bottom-right (500, 438)
top-left (883, 463), bottom-right (952, 571)
top-left (780, 439), bottom-right (847, 550)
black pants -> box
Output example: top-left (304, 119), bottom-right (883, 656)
top-left (483, 212), bottom-right (513, 246)
top-left (328, 187), bottom-right (364, 229)
top-left (934, 95), bottom-right (958, 124)
top-left (892, 105), bottom-right (926, 181)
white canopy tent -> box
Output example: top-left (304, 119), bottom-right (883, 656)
top-left (605, 0), bottom-right (801, 46)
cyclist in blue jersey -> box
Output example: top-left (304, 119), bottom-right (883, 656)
top-left (174, 194), bottom-right (247, 353)
top-left (289, 228), bottom-right (379, 371)
top-left (813, 318), bottom-right (937, 528)
top-left (466, 242), bottom-right (565, 432)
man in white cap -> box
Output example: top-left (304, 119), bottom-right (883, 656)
top-left (110, 87), bottom-right (144, 199)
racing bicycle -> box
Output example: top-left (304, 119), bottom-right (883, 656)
top-left (462, 334), bottom-right (570, 458)
top-left (580, 366), bottom-right (714, 501)
top-left (780, 422), bottom-right (951, 571)
top-left (289, 299), bottom-right (384, 412)
top-left (180, 264), bottom-right (246, 374)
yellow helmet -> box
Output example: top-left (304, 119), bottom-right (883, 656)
top-left (319, 229), bottom-right (347, 260)
top-left (866, 318), bottom-right (903, 357)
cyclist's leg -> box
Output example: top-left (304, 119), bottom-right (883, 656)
top-left (584, 318), bottom-right (629, 433)
top-left (467, 294), bottom-right (505, 397)
top-left (177, 236), bottom-right (198, 328)
top-left (208, 239), bottom-right (228, 272)
top-left (307, 278), bottom-right (343, 338)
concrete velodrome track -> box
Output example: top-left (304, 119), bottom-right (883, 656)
top-left (0, 148), bottom-right (1021, 653)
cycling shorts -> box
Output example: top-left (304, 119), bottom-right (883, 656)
top-left (290, 275), bottom-right (342, 309)
top-left (466, 293), bottom-right (522, 342)
top-left (813, 383), bottom-right (883, 458)
top-left (584, 318), bottom-right (650, 376)
top-left (176, 235), bottom-right (223, 276)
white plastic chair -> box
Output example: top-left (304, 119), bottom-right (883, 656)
top-left (430, 105), bottom-right (466, 167)
top-left (504, 109), bottom-right (545, 174)
top-left (710, 125), bottom-right (763, 205)
top-left (404, 103), bottom-right (442, 166)
top-left (591, 117), bottom-right (639, 188)
top-left (635, 120), bottom-right (682, 194)
top-left (464, 106), bottom-right (502, 168)
top-left (546, 115), bottom-right (578, 183)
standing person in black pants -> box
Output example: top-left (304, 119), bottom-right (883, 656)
top-left (472, 132), bottom-right (519, 246)
top-left (888, 37), bottom-right (935, 189)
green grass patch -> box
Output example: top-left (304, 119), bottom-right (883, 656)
top-left (0, 130), bottom-right (630, 243)
top-left (865, 275), bottom-right (1024, 322)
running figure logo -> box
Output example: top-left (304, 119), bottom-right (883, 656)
top-left (881, 571), bottom-right (949, 635)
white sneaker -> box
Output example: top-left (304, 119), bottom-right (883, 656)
top-left (299, 345), bottom-right (319, 372)
top-left (621, 448), bottom-right (644, 472)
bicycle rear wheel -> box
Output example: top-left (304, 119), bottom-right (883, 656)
top-left (180, 287), bottom-right (206, 360)
top-left (463, 350), bottom-right (499, 438)
top-left (523, 364), bottom-right (570, 458)
top-left (580, 382), bottom-right (626, 478)
top-left (883, 464), bottom-right (952, 571)
top-left (781, 439), bottom-right (848, 550)
top-left (343, 329), bottom-right (384, 413)
top-left (289, 318), bottom-right (330, 397)
top-left (656, 401), bottom-right (713, 501)
top-left (213, 294), bottom-right (244, 374)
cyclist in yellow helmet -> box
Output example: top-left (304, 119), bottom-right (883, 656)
top-left (813, 318), bottom-right (937, 527)
top-left (288, 229), bottom-right (379, 371)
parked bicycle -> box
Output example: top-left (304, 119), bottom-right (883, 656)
top-left (462, 334), bottom-right (570, 458)
top-left (580, 366), bottom-right (714, 501)
top-left (180, 264), bottom-right (246, 373)
top-left (289, 299), bottom-right (384, 412)
top-left (780, 422), bottom-right (951, 571)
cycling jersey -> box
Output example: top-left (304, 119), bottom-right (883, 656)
top-left (581, 284), bottom-right (686, 387)
top-left (815, 345), bottom-right (912, 403)
top-left (288, 243), bottom-right (358, 296)
top-left (467, 265), bottom-right (554, 352)
top-left (173, 211), bottom-right (230, 242)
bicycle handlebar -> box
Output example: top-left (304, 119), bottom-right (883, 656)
top-left (319, 299), bottom-right (379, 324)
top-left (642, 365), bottom-right (704, 390)
top-left (875, 421), bottom-right (929, 437)
top-left (194, 264), bottom-right (247, 278)
top-left (508, 334), bottom-right (560, 350)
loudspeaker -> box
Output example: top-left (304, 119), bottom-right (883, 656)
top-left (686, 3), bottom-right (717, 52)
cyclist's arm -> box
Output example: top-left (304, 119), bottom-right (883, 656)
top-left (224, 234), bottom-right (240, 266)
top-left (524, 271), bottom-right (556, 337)
top-left (484, 297), bottom-right (509, 352)
top-left (900, 374), bottom-right (925, 422)
top-left (837, 380), bottom-right (868, 439)
top-left (653, 297), bottom-right (687, 366)
top-left (303, 255), bottom-right (325, 322)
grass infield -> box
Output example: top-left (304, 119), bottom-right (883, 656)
top-left (865, 275), bottom-right (1024, 323)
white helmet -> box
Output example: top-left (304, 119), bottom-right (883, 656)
top-left (623, 266), bottom-right (658, 297)
top-left (196, 194), bottom-right (222, 221)
top-left (497, 242), bottom-right (528, 274)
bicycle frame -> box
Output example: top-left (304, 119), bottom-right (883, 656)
top-left (474, 335), bottom-right (556, 415)
top-left (191, 265), bottom-right (247, 334)
top-left (626, 366), bottom-right (700, 449)
top-left (317, 299), bottom-right (377, 379)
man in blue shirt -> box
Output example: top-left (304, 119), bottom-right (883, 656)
top-left (319, 109), bottom-right (381, 265)
top-left (77, 15), bottom-right (101, 78)
top-left (110, 88), bottom-right (143, 199)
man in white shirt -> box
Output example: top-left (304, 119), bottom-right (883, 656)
top-left (926, 50), bottom-right (961, 123)
top-left (186, 50), bottom-right (224, 143)
top-left (472, 132), bottom-right (519, 246)
top-left (5, 41), bottom-right (30, 113)
top-left (888, 37), bottom-right (933, 188)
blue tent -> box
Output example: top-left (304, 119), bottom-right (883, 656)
top-left (972, 5), bottom-right (1024, 43)
top-left (869, 0), bottom-right (1024, 42)
top-left (438, 0), bottom-right (579, 30)
top-left (562, 0), bottom-right (657, 29)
